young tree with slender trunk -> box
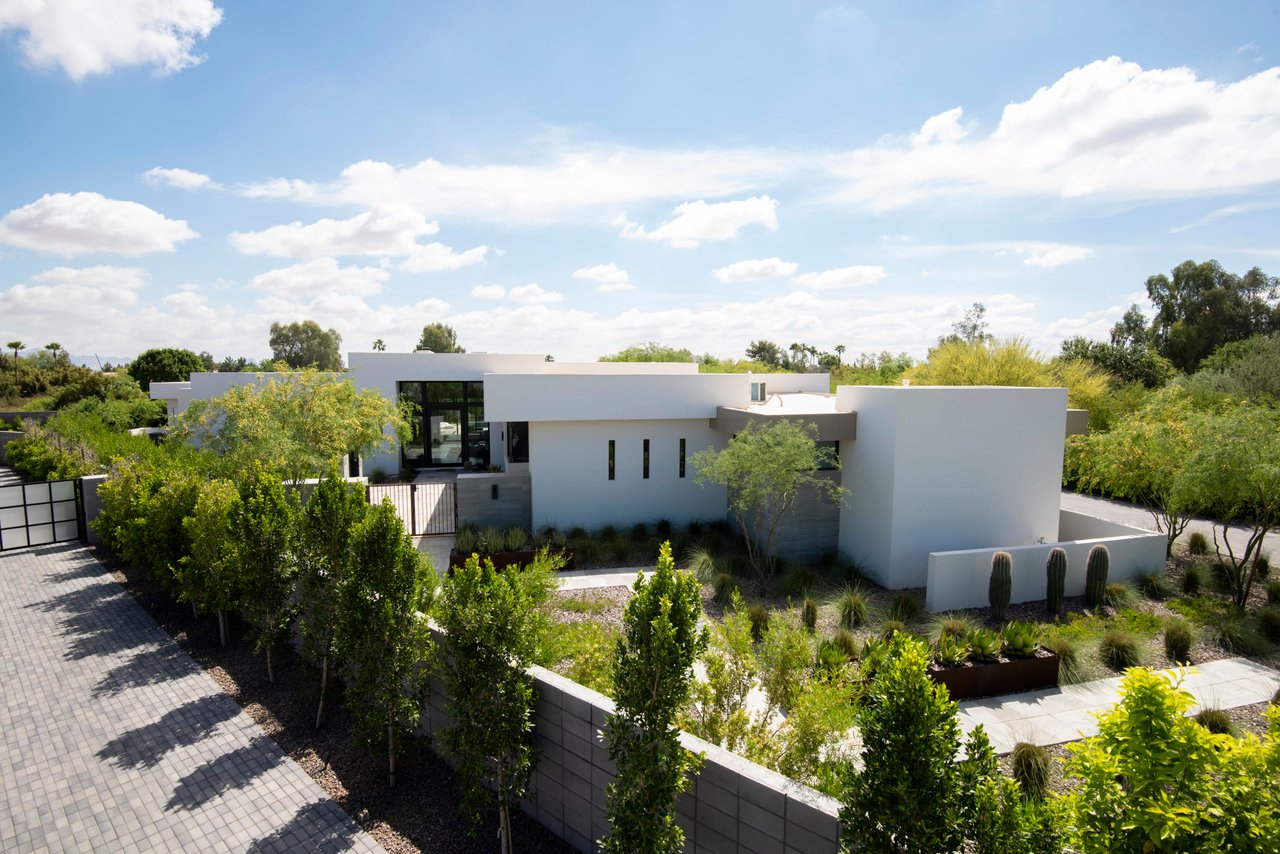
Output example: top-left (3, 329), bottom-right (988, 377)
top-left (335, 500), bottom-right (435, 787)
top-left (297, 470), bottom-right (367, 728)
top-left (233, 464), bottom-right (299, 681)
top-left (177, 479), bottom-right (242, 646)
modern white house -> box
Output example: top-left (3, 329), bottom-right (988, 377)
top-left (151, 350), bottom-right (1162, 610)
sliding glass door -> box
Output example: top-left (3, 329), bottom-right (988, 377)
top-left (398, 381), bottom-right (489, 469)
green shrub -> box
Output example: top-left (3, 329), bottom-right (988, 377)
top-left (712, 572), bottom-right (738, 606)
top-left (539, 620), bottom-right (617, 696)
top-left (1164, 620), bottom-right (1193, 663)
top-left (1193, 706), bottom-right (1238, 736)
top-left (1257, 607), bottom-right (1280, 644)
top-left (1002, 621), bottom-right (1040, 657)
top-left (454, 524), bottom-right (480, 553)
top-left (748, 604), bottom-right (770, 642)
top-left (1208, 612), bottom-right (1270, 655)
top-left (574, 537), bottom-right (602, 566)
top-left (1268, 580), bottom-right (1280, 605)
top-left (968, 628), bottom-right (1002, 661)
top-left (887, 591), bottom-right (923, 623)
top-left (833, 628), bottom-right (860, 660)
top-left (1138, 571), bottom-right (1173, 600)
top-left (1187, 531), bottom-right (1209, 555)
top-left (1102, 581), bottom-right (1137, 610)
top-left (1210, 562), bottom-right (1236, 595)
top-left (778, 563), bottom-right (819, 598)
top-left (757, 613), bottom-right (815, 712)
top-left (607, 535), bottom-right (633, 564)
top-left (880, 619), bottom-right (907, 640)
top-left (1099, 630), bottom-right (1141, 671)
top-left (599, 523), bottom-right (618, 540)
top-left (1258, 556), bottom-right (1271, 581)
top-left (1010, 741), bottom-right (1051, 800)
top-left (1182, 564), bottom-right (1203, 596)
top-left (503, 525), bottom-right (529, 551)
top-left (816, 639), bottom-right (848, 675)
top-left (933, 633), bottom-right (970, 667)
top-left (838, 586), bottom-right (870, 629)
top-left (801, 598), bottom-right (818, 631)
top-left (654, 518), bottom-right (673, 538)
top-left (630, 522), bottom-right (648, 542)
top-left (568, 526), bottom-right (587, 540)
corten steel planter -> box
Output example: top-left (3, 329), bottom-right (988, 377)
top-left (448, 548), bottom-right (576, 573)
top-left (928, 648), bottom-right (1060, 701)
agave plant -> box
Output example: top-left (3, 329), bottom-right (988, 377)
top-left (933, 632), bottom-right (971, 667)
top-left (861, 636), bottom-right (891, 677)
top-left (1002, 621), bottom-right (1040, 657)
top-left (968, 628), bottom-right (1003, 662)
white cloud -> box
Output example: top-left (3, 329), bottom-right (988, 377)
top-left (470, 284), bottom-right (506, 299)
top-left (793, 265), bottom-right (887, 289)
top-left (399, 242), bottom-right (489, 273)
top-left (230, 207), bottom-right (441, 258)
top-left (571, 262), bottom-right (633, 292)
top-left (0, 192), bottom-right (197, 256)
top-left (143, 166), bottom-right (217, 190)
top-left (0, 266), bottom-right (149, 342)
top-left (0, 0), bottom-right (223, 80)
top-left (616, 195), bottom-right (779, 248)
top-left (238, 147), bottom-right (796, 225)
top-left (249, 258), bottom-right (389, 299)
top-left (1013, 243), bottom-right (1094, 268)
top-left (826, 58), bottom-right (1280, 210)
top-left (509, 283), bottom-right (564, 305)
top-left (712, 257), bottom-right (799, 283)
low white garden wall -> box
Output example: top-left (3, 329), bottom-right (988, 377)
top-left (925, 509), bottom-right (1167, 612)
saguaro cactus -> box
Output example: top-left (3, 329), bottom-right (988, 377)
top-left (1085, 544), bottom-right (1110, 608)
top-left (989, 551), bottom-right (1012, 622)
top-left (1045, 548), bottom-right (1067, 616)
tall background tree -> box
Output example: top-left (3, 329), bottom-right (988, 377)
top-left (600, 342), bottom-right (696, 362)
top-left (1145, 259), bottom-right (1279, 373)
top-left (5, 340), bottom-right (22, 383)
top-left (269, 319), bottom-right (344, 370)
top-left (127, 347), bottom-right (204, 392)
top-left (416, 322), bottom-right (464, 353)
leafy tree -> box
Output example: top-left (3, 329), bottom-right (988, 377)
top-left (745, 339), bottom-right (784, 369)
top-left (233, 465), bottom-right (299, 681)
top-left (1174, 406), bottom-right (1280, 609)
top-left (600, 543), bottom-right (707, 854)
top-left (177, 479), bottom-right (243, 646)
top-left (1062, 668), bottom-right (1280, 852)
top-left (692, 419), bottom-right (845, 575)
top-left (175, 369), bottom-right (404, 483)
top-left (269, 319), bottom-right (344, 370)
top-left (1070, 388), bottom-right (1201, 555)
top-left (371, 338), bottom-right (386, 351)
top-left (1191, 334), bottom-right (1280, 403)
top-left (198, 351), bottom-right (216, 371)
top-left (937, 301), bottom-right (992, 346)
top-left (1059, 335), bottom-right (1174, 389)
top-left (297, 471), bottom-right (368, 727)
top-left (1110, 303), bottom-right (1151, 348)
top-left (600, 341), bottom-right (696, 362)
top-left (437, 553), bottom-right (546, 853)
top-left (416, 322), bottom-right (464, 353)
top-left (127, 347), bottom-right (204, 392)
top-left (1146, 259), bottom-right (1280, 372)
top-left (335, 500), bottom-right (435, 787)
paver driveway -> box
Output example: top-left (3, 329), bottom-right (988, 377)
top-left (0, 543), bottom-right (383, 853)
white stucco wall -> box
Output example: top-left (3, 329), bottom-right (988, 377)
top-left (150, 372), bottom-right (298, 419)
top-left (483, 373), bottom-right (753, 423)
top-left (527, 419), bottom-right (727, 530)
top-left (837, 385), bottom-right (1067, 589)
top-left (924, 509), bottom-right (1167, 611)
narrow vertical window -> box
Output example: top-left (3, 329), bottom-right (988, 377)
top-left (608, 439), bottom-right (615, 480)
top-left (679, 438), bottom-right (686, 478)
top-left (643, 439), bottom-right (650, 479)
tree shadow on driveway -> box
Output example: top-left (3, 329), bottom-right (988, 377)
top-left (244, 800), bottom-right (368, 854)
top-left (97, 694), bottom-right (241, 770)
top-left (165, 734), bottom-right (288, 812)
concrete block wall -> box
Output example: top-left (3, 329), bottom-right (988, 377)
top-left (456, 472), bottom-right (532, 531)
top-left (767, 471), bottom-right (841, 564)
top-left (79, 474), bottom-right (108, 546)
top-left (418, 646), bottom-right (841, 853)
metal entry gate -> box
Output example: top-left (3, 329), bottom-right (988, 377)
top-left (368, 481), bottom-right (456, 536)
top-left (0, 478), bottom-right (82, 551)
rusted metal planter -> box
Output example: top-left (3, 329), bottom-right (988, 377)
top-left (928, 648), bottom-right (1060, 701)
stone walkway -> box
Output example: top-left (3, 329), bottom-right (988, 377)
top-left (0, 543), bottom-right (383, 854)
top-left (958, 657), bottom-right (1280, 753)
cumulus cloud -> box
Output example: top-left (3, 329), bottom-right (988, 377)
top-left (399, 242), bottom-right (489, 273)
top-left (793, 265), bottom-right (887, 290)
top-left (0, 192), bottom-right (197, 256)
top-left (470, 285), bottom-right (506, 300)
top-left (143, 166), bottom-right (217, 190)
top-left (616, 195), bottom-right (779, 248)
top-left (571, 262), bottom-right (633, 291)
top-left (1012, 243), bottom-right (1095, 268)
top-left (509, 283), bottom-right (564, 305)
top-left (712, 257), bottom-right (799, 283)
top-left (826, 58), bottom-right (1280, 209)
top-left (230, 207), bottom-right (441, 258)
top-left (238, 147), bottom-right (795, 225)
top-left (249, 258), bottom-right (390, 299)
top-left (0, 0), bottom-right (223, 80)
top-left (886, 240), bottom-right (1095, 268)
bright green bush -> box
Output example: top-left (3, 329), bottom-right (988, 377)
top-left (681, 592), bottom-right (756, 753)
top-left (757, 611), bottom-right (815, 712)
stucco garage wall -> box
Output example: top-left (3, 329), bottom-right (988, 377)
top-left (837, 386), bottom-right (1066, 589)
top-left (925, 509), bottom-right (1167, 611)
top-left (528, 419), bottom-right (727, 531)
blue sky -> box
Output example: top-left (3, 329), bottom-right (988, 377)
top-left (1, 1), bottom-right (1277, 364)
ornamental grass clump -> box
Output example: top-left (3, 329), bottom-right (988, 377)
top-left (779, 563), bottom-right (819, 598)
top-left (888, 590), bottom-right (923, 623)
top-left (1139, 571), bottom-right (1173, 600)
top-left (1098, 629), bottom-right (1141, 671)
top-left (801, 597), bottom-right (819, 631)
top-left (1193, 706), bottom-right (1238, 736)
top-left (1208, 611), bottom-right (1270, 655)
top-left (1182, 564), bottom-right (1204, 595)
top-left (1043, 635), bottom-right (1082, 683)
top-left (837, 586), bottom-right (870, 629)
top-left (833, 628), bottom-right (860, 660)
top-left (685, 545), bottom-right (722, 583)
top-left (880, 619), bottom-right (908, 640)
top-left (933, 612), bottom-right (977, 641)
top-left (1187, 531), bottom-right (1209, 555)
top-left (1102, 581), bottom-right (1138, 610)
top-left (748, 604), bottom-right (770, 642)
top-left (1010, 741), bottom-right (1051, 800)
top-left (711, 572), bottom-right (738, 606)
top-left (1268, 580), bottom-right (1280, 605)
top-left (1164, 620), bottom-right (1193, 663)
top-left (1257, 607), bottom-right (1280, 643)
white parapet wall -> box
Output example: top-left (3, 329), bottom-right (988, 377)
top-left (925, 509), bottom-right (1167, 612)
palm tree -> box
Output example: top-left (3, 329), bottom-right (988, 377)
top-left (6, 340), bottom-right (22, 382)
top-left (835, 344), bottom-right (846, 363)
top-left (45, 342), bottom-right (62, 364)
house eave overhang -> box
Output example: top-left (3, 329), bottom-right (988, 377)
top-left (711, 406), bottom-right (857, 441)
